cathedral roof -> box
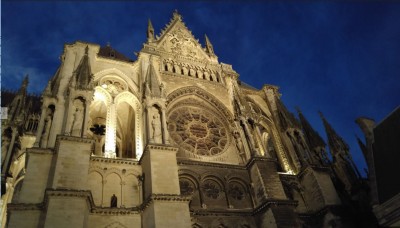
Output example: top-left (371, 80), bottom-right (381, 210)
top-left (98, 44), bottom-right (133, 62)
top-left (1, 89), bottom-right (41, 115)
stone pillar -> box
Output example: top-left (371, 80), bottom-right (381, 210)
top-left (299, 166), bottom-right (341, 211)
top-left (147, 106), bottom-right (154, 143)
top-left (140, 144), bottom-right (191, 228)
top-left (43, 135), bottom-right (93, 228)
top-left (105, 102), bottom-right (117, 158)
top-left (82, 97), bottom-right (92, 138)
top-left (1, 128), bottom-right (17, 178)
top-left (7, 148), bottom-right (54, 228)
top-left (241, 119), bottom-right (258, 155)
top-left (161, 108), bottom-right (169, 144)
top-left (248, 157), bottom-right (301, 228)
top-left (34, 106), bottom-right (48, 147)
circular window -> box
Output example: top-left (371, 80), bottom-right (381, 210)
top-left (168, 106), bottom-right (229, 156)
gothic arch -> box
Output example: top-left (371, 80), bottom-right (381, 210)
top-left (93, 68), bottom-right (138, 94)
top-left (94, 87), bottom-right (112, 106)
top-left (166, 86), bottom-right (233, 122)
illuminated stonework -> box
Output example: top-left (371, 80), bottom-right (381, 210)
top-left (168, 106), bottom-right (229, 156)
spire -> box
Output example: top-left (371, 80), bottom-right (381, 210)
top-left (296, 107), bottom-right (326, 149)
top-left (71, 46), bottom-right (93, 90)
top-left (144, 57), bottom-right (161, 98)
top-left (319, 111), bottom-right (349, 156)
top-left (276, 99), bottom-right (300, 131)
top-left (204, 34), bottom-right (215, 56)
top-left (21, 74), bottom-right (29, 90)
top-left (147, 19), bottom-right (155, 42)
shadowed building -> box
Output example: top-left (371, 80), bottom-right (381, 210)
top-left (357, 107), bottom-right (400, 227)
top-left (1, 11), bottom-right (376, 228)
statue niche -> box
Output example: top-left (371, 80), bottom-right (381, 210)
top-left (70, 98), bottom-right (85, 137)
top-left (40, 105), bottom-right (55, 148)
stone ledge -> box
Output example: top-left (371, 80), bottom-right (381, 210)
top-left (91, 207), bottom-right (141, 215)
top-left (252, 199), bottom-right (298, 215)
top-left (245, 156), bottom-right (278, 169)
top-left (7, 203), bottom-right (43, 211)
top-left (56, 135), bottom-right (95, 144)
top-left (90, 156), bottom-right (139, 165)
top-left (26, 147), bottom-right (54, 155)
top-left (141, 194), bottom-right (191, 211)
top-left (178, 159), bottom-right (246, 170)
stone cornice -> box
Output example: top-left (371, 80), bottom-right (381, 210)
top-left (90, 156), bottom-right (139, 165)
top-left (191, 208), bottom-right (253, 217)
top-left (252, 199), bottom-right (298, 215)
top-left (146, 144), bottom-right (179, 152)
top-left (177, 159), bottom-right (246, 170)
top-left (297, 165), bottom-right (332, 179)
top-left (141, 194), bottom-right (191, 211)
top-left (162, 71), bottom-right (227, 90)
top-left (7, 203), bottom-right (43, 211)
top-left (245, 156), bottom-right (278, 169)
top-left (55, 135), bottom-right (94, 154)
top-left (139, 144), bottom-right (179, 164)
top-left (91, 207), bottom-right (141, 215)
top-left (26, 147), bottom-right (54, 155)
top-left (56, 135), bottom-right (94, 144)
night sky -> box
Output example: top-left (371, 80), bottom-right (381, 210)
top-left (2, 2), bottom-right (400, 176)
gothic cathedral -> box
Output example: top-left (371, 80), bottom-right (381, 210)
top-left (1, 11), bottom-right (374, 228)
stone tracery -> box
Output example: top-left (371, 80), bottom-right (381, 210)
top-left (168, 106), bottom-right (229, 157)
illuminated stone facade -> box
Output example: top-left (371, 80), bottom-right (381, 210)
top-left (1, 11), bottom-right (374, 228)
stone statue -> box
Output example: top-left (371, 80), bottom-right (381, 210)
top-left (40, 112), bottom-right (53, 148)
top-left (71, 107), bottom-right (84, 137)
top-left (110, 194), bottom-right (117, 207)
top-left (152, 113), bottom-right (162, 143)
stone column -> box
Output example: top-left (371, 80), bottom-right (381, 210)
top-left (34, 106), bottom-right (48, 147)
top-left (105, 102), bottom-right (117, 158)
top-left (1, 128), bottom-right (17, 177)
top-left (147, 106), bottom-right (154, 143)
top-left (161, 108), bottom-right (169, 144)
top-left (82, 97), bottom-right (92, 138)
top-left (141, 145), bottom-right (191, 228)
top-left (241, 119), bottom-right (258, 155)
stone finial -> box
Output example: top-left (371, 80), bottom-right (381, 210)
top-left (147, 19), bottom-right (155, 42)
top-left (204, 34), bottom-right (215, 56)
top-left (173, 9), bottom-right (182, 20)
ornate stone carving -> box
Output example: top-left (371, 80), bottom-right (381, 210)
top-left (202, 180), bottom-right (220, 199)
top-left (168, 107), bottom-right (228, 157)
top-left (228, 183), bottom-right (245, 201)
top-left (179, 179), bottom-right (195, 196)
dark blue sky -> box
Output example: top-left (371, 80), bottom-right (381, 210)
top-left (2, 2), bottom-right (400, 175)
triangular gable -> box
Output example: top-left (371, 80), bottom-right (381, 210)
top-left (154, 11), bottom-right (215, 62)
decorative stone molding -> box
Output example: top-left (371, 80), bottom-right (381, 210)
top-left (91, 207), bottom-right (141, 215)
top-left (90, 156), bottom-right (139, 165)
top-left (7, 203), bottom-right (43, 211)
top-left (166, 86), bottom-right (233, 122)
top-left (177, 159), bottom-right (246, 170)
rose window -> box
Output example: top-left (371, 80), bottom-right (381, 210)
top-left (228, 183), bottom-right (245, 201)
top-left (168, 107), bottom-right (229, 156)
top-left (179, 179), bottom-right (195, 196)
top-left (202, 180), bottom-right (221, 199)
